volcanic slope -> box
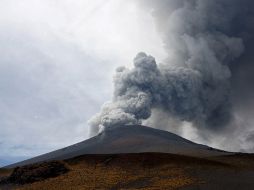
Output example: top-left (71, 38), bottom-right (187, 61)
top-left (7, 125), bottom-right (230, 168)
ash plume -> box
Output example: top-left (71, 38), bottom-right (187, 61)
top-left (89, 0), bottom-right (254, 138)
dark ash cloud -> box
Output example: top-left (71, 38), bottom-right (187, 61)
top-left (89, 0), bottom-right (254, 149)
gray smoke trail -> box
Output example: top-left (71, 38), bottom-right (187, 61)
top-left (89, 0), bottom-right (254, 136)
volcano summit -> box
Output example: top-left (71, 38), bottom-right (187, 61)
top-left (7, 125), bottom-right (230, 168)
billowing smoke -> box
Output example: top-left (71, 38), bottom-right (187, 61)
top-left (89, 0), bottom-right (254, 141)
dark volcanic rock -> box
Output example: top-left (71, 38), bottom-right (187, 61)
top-left (2, 161), bottom-right (69, 184)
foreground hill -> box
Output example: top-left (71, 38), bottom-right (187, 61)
top-left (7, 125), bottom-right (230, 168)
top-left (1, 153), bottom-right (254, 190)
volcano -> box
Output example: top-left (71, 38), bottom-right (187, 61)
top-left (3, 125), bottom-right (254, 190)
top-left (6, 125), bottom-right (230, 168)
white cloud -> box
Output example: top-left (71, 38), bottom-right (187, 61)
top-left (0, 0), bottom-right (165, 164)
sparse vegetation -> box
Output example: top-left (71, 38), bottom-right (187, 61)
top-left (1, 153), bottom-right (254, 190)
top-left (15, 156), bottom-right (196, 190)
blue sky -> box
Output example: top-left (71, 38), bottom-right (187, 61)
top-left (0, 0), bottom-right (166, 166)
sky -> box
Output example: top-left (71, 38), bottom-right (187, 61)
top-left (1, 0), bottom-right (254, 167)
top-left (0, 0), bottom-right (166, 166)
top-left (87, 0), bottom-right (254, 156)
